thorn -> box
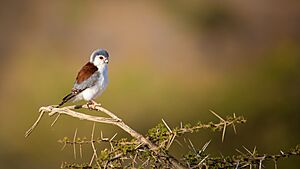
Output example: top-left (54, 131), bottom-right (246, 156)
top-left (259, 156), bottom-right (265, 169)
top-left (166, 134), bottom-right (176, 150)
top-left (184, 137), bottom-right (192, 150)
top-left (198, 155), bottom-right (209, 166)
top-left (242, 146), bottom-right (253, 156)
top-left (90, 123), bottom-right (100, 168)
top-left (219, 152), bottom-right (224, 158)
top-left (132, 153), bottom-right (138, 166)
top-left (51, 114), bottom-right (61, 127)
top-left (209, 110), bottom-right (225, 122)
top-left (232, 123), bottom-right (237, 134)
top-left (73, 128), bottom-right (78, 159)
top-left (253, 146), bottom-right (257, 155)
top-left (60, 161), bottom-right (64, 168)
top-left (162, 119), bottom-right (172, 133)
top-left (175, 139), bottom-right (183, 147)
top-left (89, 153), bottom-right (95, 166)
top-left (241, 163), bottom-right (250, 168)
top-left (200, 140), bottom-right (211, 153)
top-left (236, 148), bottom-right (246, 156)
top-left (222, 122), bottom-right (227, 142)
top-left (188, 139), bottom-right (196, 153)
top-left (183, 137), bottom-right (187, 144)
top-left (110, 133), bottom-right (118, 141)
top-left (191, 155), bottom-right (210, 168)
top-left (135, 143), bottom-right (143, 150)
top-left (79, 144), bottom-right (83, 158)
top-left (235, 161), bottom-right (239, 169)
top-left (91, 123), bottom-right (96, 140)
top-left (60, 142), bottom-right (67, 151)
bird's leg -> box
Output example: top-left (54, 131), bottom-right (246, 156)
top-left (87, 100), bottom-right (95, 110)
top-left (87, 100), bottom-right (101, 110)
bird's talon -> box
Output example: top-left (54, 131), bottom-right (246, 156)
top-left (95, 103), bottom-right (101, 107)
top-left (87, 102), bottom-right (93, 110)
top-left (87, 101), bottom-right (101, 110)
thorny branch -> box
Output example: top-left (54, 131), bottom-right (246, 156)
top-left (25, 103), bottom-right (187, 168)
top-left (57, 111), bottom-right (299, 168)
top-left (25, 103), bottom-right (299, 168)
top-left (183, 144), bottom-right (300, 168)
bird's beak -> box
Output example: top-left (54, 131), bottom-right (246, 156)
top-left (104, 59), bottom-right (109, 64)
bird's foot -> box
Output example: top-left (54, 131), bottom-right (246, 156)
top-left (87, 100), bottom-right (101, 110)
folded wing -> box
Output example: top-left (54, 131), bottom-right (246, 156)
top-left (58, 62), bottom-right (99, 107)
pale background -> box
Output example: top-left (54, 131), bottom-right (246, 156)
top-left (0, 0), bottom-right (299, 168)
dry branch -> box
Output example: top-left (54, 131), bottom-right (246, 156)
top-left (25, 104), bottom-right (186, 169)
top-left (25, 104), bottom-right (299, 168)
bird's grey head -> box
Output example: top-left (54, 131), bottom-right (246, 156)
top-left (90, 49), bottom-right (109, 66)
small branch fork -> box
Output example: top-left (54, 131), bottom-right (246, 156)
top-left (25, 103), bottom-right (186, 169)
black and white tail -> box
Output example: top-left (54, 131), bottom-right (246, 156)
top-left (57, 93), bottom-right (76, 107)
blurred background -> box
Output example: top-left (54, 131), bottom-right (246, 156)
top-left (0, 0), bottom-right (299, 168)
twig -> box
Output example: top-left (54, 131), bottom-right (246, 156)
top-left (25, 109), bottom-right (45, 137)
top-left (175, 112), bottom-right (245, 138)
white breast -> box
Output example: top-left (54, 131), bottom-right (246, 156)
top-left (75, 68), bottom-right (108, 102)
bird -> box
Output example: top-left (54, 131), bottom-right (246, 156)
top-left (58, 49), bottom-right (109, 108)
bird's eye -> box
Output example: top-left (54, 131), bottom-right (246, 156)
top-left (99, 56), bottom-right (104, 60)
